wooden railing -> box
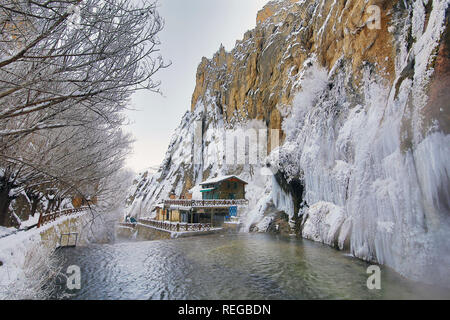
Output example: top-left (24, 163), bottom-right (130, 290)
top-left (37, 207), bottom-right (88, 228)
top-left (163, 199), bottom-right (248, 208)
top-left (139, 219), bottom-right (212, 232)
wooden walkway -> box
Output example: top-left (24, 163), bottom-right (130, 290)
top-left (164, 199), bottom-right (248, 208)
top-left (138, 219), bottom-right (212, 232)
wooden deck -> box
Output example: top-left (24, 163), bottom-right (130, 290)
top-left (163, 199), bottom-right (248, 208)
top-left (139, 219), bottom-right (212, 232)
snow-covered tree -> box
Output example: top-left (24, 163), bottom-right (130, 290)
top-left (0, 0), bottom-right (166, 226)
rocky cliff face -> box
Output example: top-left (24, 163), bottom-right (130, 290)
top-left (190, 0), bottom-right (400, 143)
top-left (128, 0), bottom-right (450, 286)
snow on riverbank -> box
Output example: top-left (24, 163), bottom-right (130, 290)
top-left (0, 211), bottom-right (86, 299)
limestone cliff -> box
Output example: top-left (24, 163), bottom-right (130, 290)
top-left (190, 0), bottom-right (402, 143)
top-left (128, 0), bottom-right (450, 286)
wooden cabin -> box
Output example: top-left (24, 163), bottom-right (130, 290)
top-left (155, 203), bottom-right (165, 221)
top-left (155, 202), bottom-right (183, 222)
top-left (199, 175), bottom-right (247, 200)
top-left (156, 176), bottom-right (248, 227)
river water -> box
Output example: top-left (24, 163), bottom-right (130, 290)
top-left (52, 233), bottom-right (450, 300)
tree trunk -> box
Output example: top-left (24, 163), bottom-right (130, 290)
top-left (0, 183), bottom-right (12, 227)
top-left (30, 196), bottom-right (39, 217)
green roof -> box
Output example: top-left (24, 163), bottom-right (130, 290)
top-left (200, 175), bottom-right (248, 185)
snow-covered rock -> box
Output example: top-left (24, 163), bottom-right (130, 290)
top-left (301, 202), bottom-right (346, 248)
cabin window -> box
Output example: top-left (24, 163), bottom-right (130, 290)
top-left (234, 182), bottom-right (237, 189)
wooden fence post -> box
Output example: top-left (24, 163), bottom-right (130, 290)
top-left (37, 212), bottom-right (43, 228)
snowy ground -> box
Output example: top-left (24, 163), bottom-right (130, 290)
top-left (0, 211), bottom-right (87, 299)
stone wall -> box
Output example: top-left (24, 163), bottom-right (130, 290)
top-left (116, 225), bottom-right (137, 238)
top-left (116, 223), bottom-right (230, 241)
top-left (135, 224), bottom-right (171, 241)
top-left (222, 222), bottom-right (242, 233)
top-left (39, 213), bottom-right (89, 249)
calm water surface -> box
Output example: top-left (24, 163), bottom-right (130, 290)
top-left (52, 233), bottom-right (450, 299)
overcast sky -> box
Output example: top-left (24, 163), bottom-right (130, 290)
top-left (124, 0), bottom-right (269, 173)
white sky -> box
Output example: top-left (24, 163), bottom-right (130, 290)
top-left (124, 0), bottom-right (269, 173)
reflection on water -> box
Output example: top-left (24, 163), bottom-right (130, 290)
top-left (52, 233), bottom-right (450, 300)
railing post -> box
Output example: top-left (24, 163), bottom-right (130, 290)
top-left (37, 212), bottom-right (43, 228)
